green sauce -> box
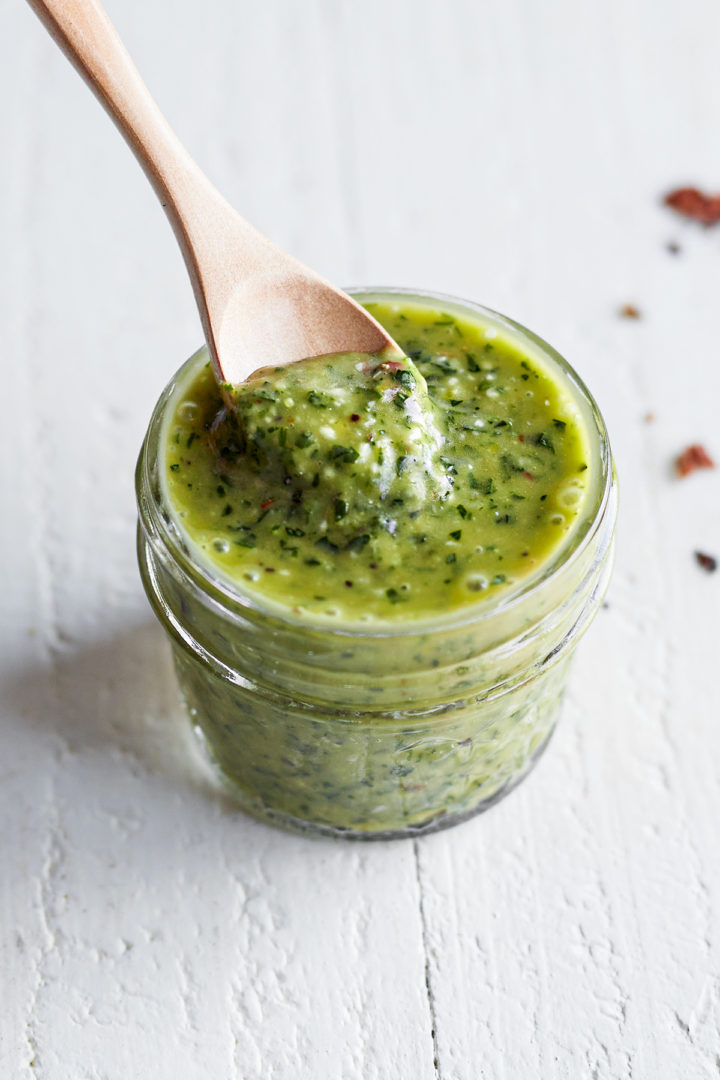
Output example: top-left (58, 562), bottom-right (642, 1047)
top-left (163, 300), bottom-right (590, 621)
top-left (139, 291), bottom-right (615, 836)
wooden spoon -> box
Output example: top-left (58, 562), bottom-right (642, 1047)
top-left (26, 0), bottom-right (402, 384)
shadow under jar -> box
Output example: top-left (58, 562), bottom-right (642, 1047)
top-left (136, 288), bottom-right (617, 839)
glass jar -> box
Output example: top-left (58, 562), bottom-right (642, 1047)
top-left (136, 288), bottom-right (617, 839)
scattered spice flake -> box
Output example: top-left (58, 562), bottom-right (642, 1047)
top-left (260, 497), bottom-right (275, 510)
top-left (676, 444), bottom-right (715, 477)
top-left (643, 412), bottom-right (656, 424)
top-left (664, 187), bottom-right (720, 226)
top-left (695, 551), bottom-right (717, 573)
top-left (619, 303), bottom-right (641, 320)
top-left (666, 241), bottom-right (681, 255)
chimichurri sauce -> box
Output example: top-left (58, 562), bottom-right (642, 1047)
top-left (163, 301), bottom-right (590, 621)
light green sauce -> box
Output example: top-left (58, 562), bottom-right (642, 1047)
top-left (163, 300), bottom-right (590, 621)
top-left (139, 293), bottom-right (612, 835)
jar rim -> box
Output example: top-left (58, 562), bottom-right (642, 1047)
top-left (136, 287), bottom-right (617, 640)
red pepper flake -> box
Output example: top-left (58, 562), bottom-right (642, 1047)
top-left (517, 434), bottom-right (525, 443)
top-left (350, 413), bottom-right (360, 422)
top-left (695, 551), bottom-right (717, 573)
top-left (522, 470), bottom-right (534, 480)
top-left (676, 444), bottom-right (716, 477)
top-left (619, 303), bottom-right (641, 320)
top-left (664, 187), bottom-right (720, 226)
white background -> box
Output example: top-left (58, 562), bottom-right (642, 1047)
top-left (2, 1), bottom-right (720, 1077)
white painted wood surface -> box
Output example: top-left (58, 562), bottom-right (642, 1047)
top-left (2, 1), bottom-right (720, 1076)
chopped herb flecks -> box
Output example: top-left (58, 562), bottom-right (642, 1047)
top-left (164, 297), bottom-right (590, 619)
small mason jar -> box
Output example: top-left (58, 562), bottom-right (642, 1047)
top-left (136, 289), bottom-right (617, 839)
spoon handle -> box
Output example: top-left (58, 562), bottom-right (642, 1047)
top-left (26, 0), bottom-right (402, 381)
top-left (26, 0), bottom-right (266, 341)
top-left (27, 0), bottom-right (191, 189)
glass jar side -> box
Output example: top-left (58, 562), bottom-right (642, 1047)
top-left (174, 634), bottom-right (572, 837)
top-left (137, 485), bottom-right (615, 837)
